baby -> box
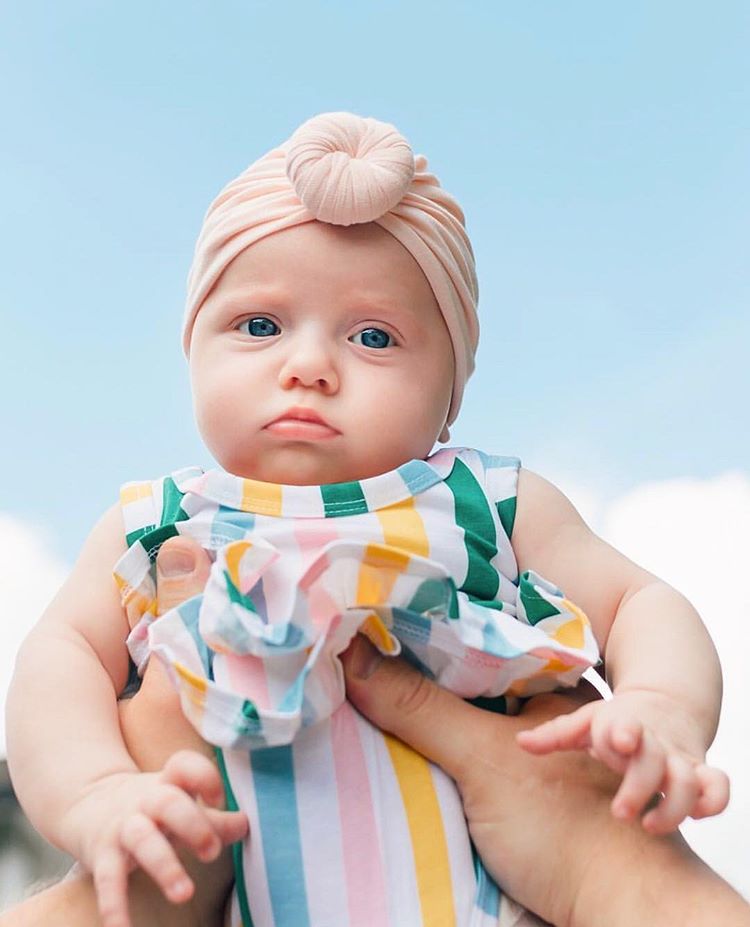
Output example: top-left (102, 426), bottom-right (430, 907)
top-left (7, 112), bottom-right (729, 927)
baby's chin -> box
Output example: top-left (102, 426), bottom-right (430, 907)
top-left (214, 444), bottom-right (422, 486)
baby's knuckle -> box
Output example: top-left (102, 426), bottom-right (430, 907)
top-left (120, 811), bottom-right (153, 843)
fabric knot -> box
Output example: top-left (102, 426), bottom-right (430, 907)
top-left (285, 112), bottom-right (415, 225)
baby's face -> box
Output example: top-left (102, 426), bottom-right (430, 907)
top-left (189, 220), bottom-right (454, 484)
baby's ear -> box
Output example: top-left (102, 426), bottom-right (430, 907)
top-left (438, 424), bottom-right (450, 443)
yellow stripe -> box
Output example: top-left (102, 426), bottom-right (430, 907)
top-left (225, 540), bottom-right (252, 590)
top-left (384, 733), bottom-right (456, 926)
top-left (360, 613), bottom-right (399, 654)
top-left (376, 495), bottom-right (430, 558)
top-left (355, 543), bottom-right (409, 605)
top-left (241, 478), bottom-right (282, 515)
top-left (120, 482), bottom-right (152, 505)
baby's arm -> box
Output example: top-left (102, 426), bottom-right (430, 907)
top-left (512, 469), bottom-right (729, 834)
top-left (5, 505), bottom-right (245, 927)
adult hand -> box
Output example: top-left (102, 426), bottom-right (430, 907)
top-left (341, 636), bottom-right (750, 927)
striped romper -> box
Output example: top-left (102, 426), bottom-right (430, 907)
top-left (113, 447), bottom-right (599, 927)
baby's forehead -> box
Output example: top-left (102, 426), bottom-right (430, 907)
top-left (209, 225), bottom-right (440, 315)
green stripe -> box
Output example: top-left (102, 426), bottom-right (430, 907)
top-left (320, 479), bottom-right (368, 516)
top-left (519, 571), bottom-right (562, 624)
top-left (214, 747), bottom-right (254, 927)
top-left (124, 477), bottom-right (189, 549)
top-left (160, 476), bottom-right (190, 527)
top-left (125, 524), bottom-right (152, 548)
top-left (444, 458), bottom-right (500, 601)
top-left (496, 496), bottom-right (517, 539)
top-left (137, 523), bottom-right (180, 560)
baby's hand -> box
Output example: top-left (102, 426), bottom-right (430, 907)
top-left (60, 749), bottom-right (248, 927)
top-left (516, 689), bottom-right (729, 834)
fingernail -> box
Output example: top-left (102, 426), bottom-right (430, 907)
top-left (158, 546), bottom-right (196, 576)
top-left (347, 635), bottom-right (383, 680)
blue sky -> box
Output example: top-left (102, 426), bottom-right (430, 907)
top-left (1, 1), bottom-right (748, 561)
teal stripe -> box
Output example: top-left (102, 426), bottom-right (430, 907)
top-left (396, 458), bottom-right (443, 494)
top-left (472, 846), bottom-right (502, 917)
top-left (214, 747), bottom-right (254, 927)
top-left (444, 458), bottom-right (500, 601)
top-left (251, 746), bottom-right (310, 927)
top-left (320, 479), bottom-right (368, 516)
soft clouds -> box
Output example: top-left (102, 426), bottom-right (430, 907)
top-left (0, 515), bottom-right (69, 754)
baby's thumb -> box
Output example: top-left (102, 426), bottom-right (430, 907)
top-left (341, 635), bottom-right (488, 782)
top-left (205, 807), bottom-right (250, 846)
top-left (156, 537), bottom-right (212, 615)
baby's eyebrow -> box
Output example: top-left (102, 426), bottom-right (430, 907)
top-left (211, 286), bottom-right (288, 313)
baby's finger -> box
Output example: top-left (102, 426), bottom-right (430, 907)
top-left (205, 806), bottom-right (250, 845)
top-left (119, 812), bottom-right (194, 904)
top-left (610, 731), bottom-right (666, 821)
top-left (691, 764), bottom-right (731, 819)
top-left (161, 749), bottom-right (225, 808)
top-left (93, 846), bottom-right (131, 927)
top-left (641, 754), bottom-right (699, 834)
top-left (142, 786), bottom-right (223, 862)
top-left (606, 716), bottom-right (643, 757)
top-left (516, 703), bottom-right (595, 754)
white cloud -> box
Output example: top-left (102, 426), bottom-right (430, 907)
top-left (566, 472), bottom-right (750, 900)
top-left (0, 514), bottom-right (69, 755)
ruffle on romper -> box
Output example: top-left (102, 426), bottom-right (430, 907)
top-left (121, 536), bottom-right (599, 751)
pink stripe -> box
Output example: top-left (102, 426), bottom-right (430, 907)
top-left (295, 521), bottom-right (339, 565)
top-left (224, 653), bottom-right (271, 709)
top-left (331, 703), bottom-right (389, 926)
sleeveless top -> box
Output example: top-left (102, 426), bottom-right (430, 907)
top-left (113, 447), bottom-right (599, 927)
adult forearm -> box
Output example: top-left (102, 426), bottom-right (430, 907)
top-left (605, 580), bottom-right (722, 746)
top-left (6, 626), bottom-right (136, 851)
top-left (570, 821), bottom-right (749, 927)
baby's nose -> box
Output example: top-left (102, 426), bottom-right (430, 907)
top-left (278, 336), bottom-right (340, 393)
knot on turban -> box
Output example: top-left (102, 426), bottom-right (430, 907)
top-left (286, 112), bottom-right (415, 225)
top-left (184, 111), bottom-right (479, 430)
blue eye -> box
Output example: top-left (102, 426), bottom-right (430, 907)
top-left (351, 328), bottom-right (393, 349)
top-left (239, 317), bottom-right (280, 337)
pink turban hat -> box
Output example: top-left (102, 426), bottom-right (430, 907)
top-left (183, 112), bottom-right (479, 429)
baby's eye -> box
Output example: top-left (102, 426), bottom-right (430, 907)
top-left (238, 317), bottom-right (280, 337)
top-left (350, 327), bottom-right (394, 349)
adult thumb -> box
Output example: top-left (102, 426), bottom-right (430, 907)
top-left (156, 536), bottom-right (212, 615)
top-left (341, 635), bottom-right (492, 782)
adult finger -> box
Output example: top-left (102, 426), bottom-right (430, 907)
top-left (156, 537), bottom-right (212, 615)
top-left (341, 635), bottom-right (498, 782)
